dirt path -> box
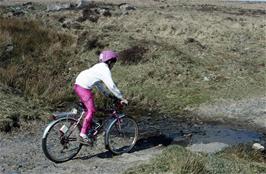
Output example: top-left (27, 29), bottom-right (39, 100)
top-left (0, 89), bottom-right (265, 174)
top-left (1, 115), bottom-right (265, 174)
top-left (0, 121), bottom-right (165, 174)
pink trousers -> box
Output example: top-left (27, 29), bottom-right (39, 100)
top-left (74, 84), bottom-right (96, 134)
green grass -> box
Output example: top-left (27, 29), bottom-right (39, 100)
top-left (125, 145), bottom-right (207, 174)
top-left (124, 145), bottom-right (266, 174)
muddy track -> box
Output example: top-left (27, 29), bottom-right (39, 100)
top-left (0, 120), bottom-right (166, 174)
top-left (1, 115), bottom-right (265, 174)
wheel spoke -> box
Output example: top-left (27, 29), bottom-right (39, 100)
top-left (42, 118), bottom-right (82, 163)
top-left (107, 117), bottom-right (138, 154)
top-left (68, 137), bottom-right (77, 141)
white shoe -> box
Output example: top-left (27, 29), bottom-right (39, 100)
top-left (79, 133), bottom-right (93, 145)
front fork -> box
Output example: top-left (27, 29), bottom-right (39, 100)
top-left (113, 112), bottom-right (125, 131)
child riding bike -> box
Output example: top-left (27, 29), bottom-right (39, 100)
top-left (74, 50), bottom-right (128, 145)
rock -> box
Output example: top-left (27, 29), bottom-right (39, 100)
top-left (58, 17), bottom-right (66, 23)
top-left (12, 10), bottom-right (25, 16)
top-left (0, 166), bottom-right (5, 172)
top-left (22, 2), bottom-right (33, 6)
top-left (77, 0), bottom-right (92, 8)
top-left (97, 8), bottom-right (112, 17)
top-left (5, 44), bottom-right (14, 53)
top-left (62, 20), bottom-right (82, 29)
top-left (122, 11), bottom-right (129, 15)
top-left (252, 143), bottom-right (265, 151)
top-left (203, 76), bottom-right (210, 81)
top-left (80, 8), bottom-right (99, 23)
top-left (46, 3), bottom-right (71, 11)
top-left (22, 2), bottom-right (34, 10)
top-left (10, 7), bottom-right (26, 16)
top-left (119, 3), bottom-right (136, 11)
top-left (4, 12), bottom-right (13, 18)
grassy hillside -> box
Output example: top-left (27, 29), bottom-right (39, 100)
top-left (0, 0), bottom-right (265, 119)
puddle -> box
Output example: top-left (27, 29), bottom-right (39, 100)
top-left (169, 124), bottom-right (263, 144)
top-left (137, 117), bottom-right (265, 153)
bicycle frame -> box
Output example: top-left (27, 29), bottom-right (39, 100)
top-left (44, 102), bottom-right (125, 140)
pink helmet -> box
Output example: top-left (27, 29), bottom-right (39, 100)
top-left (99, 50), bottom-right (119, 63)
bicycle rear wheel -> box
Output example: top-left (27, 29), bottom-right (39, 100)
top-left (42, 117), bottom-right (82, 163)
top-left (106, 116), bottom-right (138, 155)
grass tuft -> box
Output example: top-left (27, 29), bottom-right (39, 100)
top-left (119, 45), bottom-right (148, 65)
top-left (219, 144), bottom-right (266, 163)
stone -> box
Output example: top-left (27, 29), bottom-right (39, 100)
top-left (252, 143), bottom-right (265, 151)
top-left (119, 3), bottom-right (136, 11)
top-left (97, 8), bottom-right (111, 17)
top-left (46, 3), bottom-right (71, 11)
top-left (62, 20), bottom-right (82, 29)
top-left (77, 0), bottom-right (92, 8)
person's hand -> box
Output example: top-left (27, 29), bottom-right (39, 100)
top-left (120, 98), bottom-right (128, 105)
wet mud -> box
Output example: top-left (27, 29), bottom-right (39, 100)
top-left (0, 116), bottom-right (265, 174)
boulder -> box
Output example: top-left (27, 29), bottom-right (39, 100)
top-left (46, 3), bottom-right (71, 11)
top-left (77, 0), bottom-right (92, 8)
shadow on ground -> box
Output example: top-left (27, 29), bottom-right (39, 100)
top-left (75, 134), bottom-right (179, 160)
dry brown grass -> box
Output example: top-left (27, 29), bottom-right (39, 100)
top-left (0, 0), bottom-right (265, 115)
top-left (0, 17), bottom-right (76, 104)
top-left (219, 144), bottom-right (266, 163)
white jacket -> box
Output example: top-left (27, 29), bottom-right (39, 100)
top-left (75, 63), bottom-right (123, 99)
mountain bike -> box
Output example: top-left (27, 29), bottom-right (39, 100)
top-left (41, 100), bottom-right (139, 163)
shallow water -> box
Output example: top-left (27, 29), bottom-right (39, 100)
top-left (138, 116), bottom-right (265, 153)
top-left (169, 124), bottom-right (263, 144)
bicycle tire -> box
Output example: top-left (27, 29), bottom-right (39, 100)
top-left (42, 117), bottom-right (82, 163)
top-left (105, 116), bottom-right (138, 155)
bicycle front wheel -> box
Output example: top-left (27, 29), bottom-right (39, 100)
top-left (42, 117), bottom-right (82, 163)
top-left (106, 116), bottom-right (138, 155)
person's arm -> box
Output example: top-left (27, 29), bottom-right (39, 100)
top-left (95, 82), bottom-right (110, 97)
top-left (100, 67), bottom-right (123, 99)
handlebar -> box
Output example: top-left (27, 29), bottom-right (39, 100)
top-left (108, 95), bottom-right (128, 107)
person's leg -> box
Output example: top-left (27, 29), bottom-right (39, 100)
top-left (74, 85), bottom-right (96, 135)
top-left (80, 93), bottom-right (95, 134)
